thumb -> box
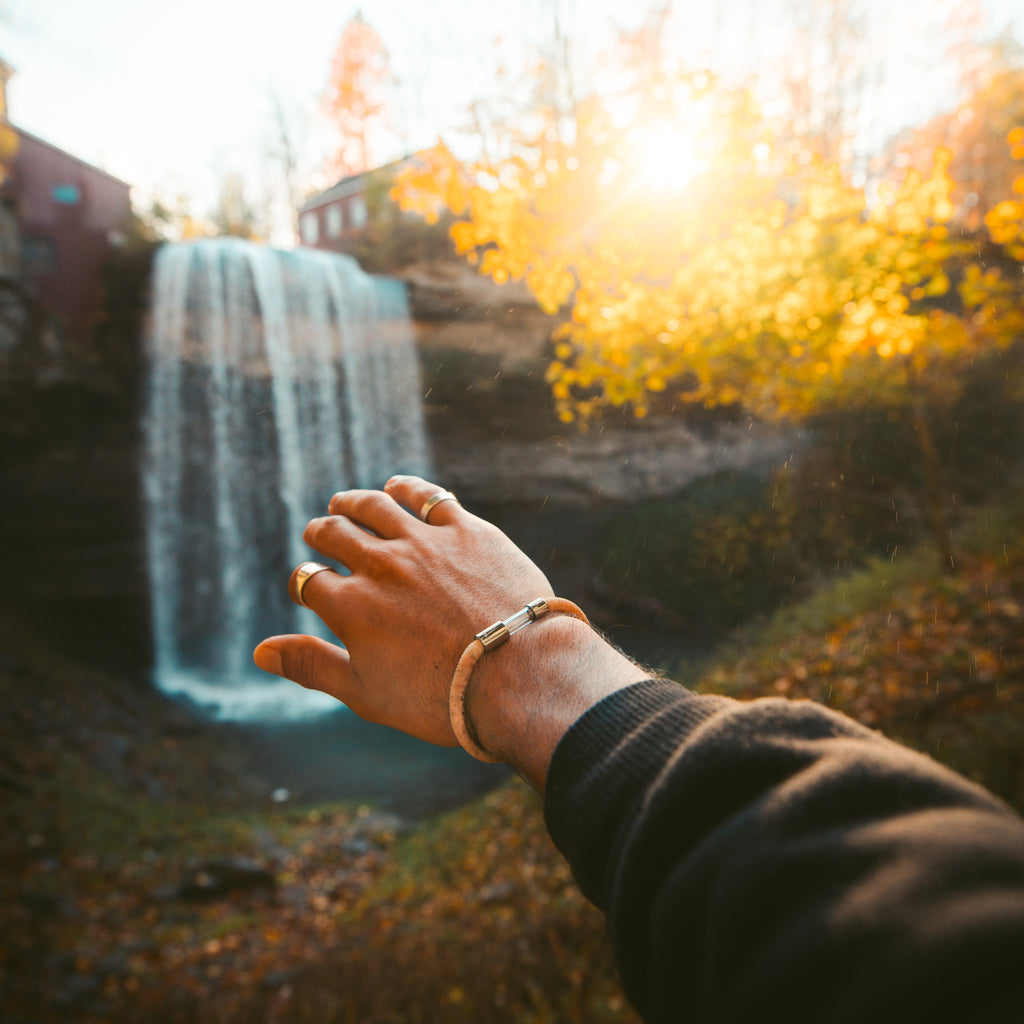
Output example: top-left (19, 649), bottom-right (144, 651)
top-left (254, 634), bottom-right (352, 703)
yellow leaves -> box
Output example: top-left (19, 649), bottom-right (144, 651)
top-left (986, 198), bottom-right (1022, 221)
top-left (396, 68), bottom-right (1024, 426)
top-left (983, 128), bottom-right (1024, 260)
top-left (0, 122), bottom-right (17, 185)
top-left (984, 199), bottom-right (1024, 247)
top-left (391, 142), bottom-right (469, 223)
top-left (448, 219), bottom-right (477, 253)
top-left (526, 264), bottom-right (576, 314)
top-left (924, 271), bottom-right (950, 298)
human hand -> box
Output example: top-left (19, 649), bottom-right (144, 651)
top-left (253, 475), bottom-right (554, 748)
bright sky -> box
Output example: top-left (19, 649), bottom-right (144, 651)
top-left (1, 0), bottom-right (550, 213)
top-left (3, 0), bottom-right (1021, 240)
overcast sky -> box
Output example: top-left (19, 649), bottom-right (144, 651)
top-left (3, 0), bottom-right (1020, 241)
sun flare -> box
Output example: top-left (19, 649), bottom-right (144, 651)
top-left (634, 123), bottom-right (707, 191)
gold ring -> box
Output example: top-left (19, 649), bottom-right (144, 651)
top-left (419, 490), bottom-right (459, 523)
top-left (292, 561), bottom-right (337, 607)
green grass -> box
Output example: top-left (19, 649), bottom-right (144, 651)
top-left (718, 485), bottom-right (1024, 663)
top-left (695, 486), bottom-right (1024, 812)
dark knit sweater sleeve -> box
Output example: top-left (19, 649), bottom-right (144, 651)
top-left (543, 679), bottom-right (1024, 1023)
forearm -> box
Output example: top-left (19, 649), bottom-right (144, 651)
top-left (545, 680), bottom-right (1024, 1023)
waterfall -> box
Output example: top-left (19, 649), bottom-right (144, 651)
top-left (143, 238), bottom-right (430, 719)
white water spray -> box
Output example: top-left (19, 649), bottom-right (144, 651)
top-left (143, 239), bottom-right (430, 719)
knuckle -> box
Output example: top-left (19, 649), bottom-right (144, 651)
top-left (351, 489), bottom-right (382, 518)
top-left (293, 646), bottom-right (321, 689)
top-left (303, 515), bottom-right (329, 544)
top-left (334, 489), bottom-right (390, 524)
top-left (360, 543), bottom-right (394, 577)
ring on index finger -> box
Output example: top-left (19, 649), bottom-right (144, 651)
top-left (419, 490), bottom-right (460, 523)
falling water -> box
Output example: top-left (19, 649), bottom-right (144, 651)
top-left (143, 238), bottom-right (430, 719)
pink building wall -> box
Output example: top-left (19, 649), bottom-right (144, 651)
top-left (8, 127), bottom-right (132, 346)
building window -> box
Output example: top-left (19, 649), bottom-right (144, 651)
top-left (22, 235), bottom-right (58, 273)
top-left (52, 184), bottom-right (81, 205)
top-left (299, 211), bottom-right (319, 245)
top-left (349, 196), bottom-right (368, 230)
top-left (325, 203), bottom-right (343, 238)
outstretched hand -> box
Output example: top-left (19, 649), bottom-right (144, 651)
top-left (253, 475), bottom-right (553, 747)
top-left (255, 474), bottom-right (648, 788)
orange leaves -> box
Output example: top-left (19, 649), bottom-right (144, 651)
top-left (1007, 123), bottom-right (1024, 161)
top-left (391, 141), bottom-right (469, 224)
top-left (985, 198), bottom-right (1024, 260)
top-left (322, 14), bottom-right (391, 177)
top-left (0, 121), bottom-right (17, 187)
top-left (982, 125), bottom-right (1024, 260)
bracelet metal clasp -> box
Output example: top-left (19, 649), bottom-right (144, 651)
top-left (475, 598), bottom-right (552, 651)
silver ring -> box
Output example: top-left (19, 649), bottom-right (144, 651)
top-left (419, 490), bottom-right (459, 523)
top-left (292, 561), bottom-right (337, 607)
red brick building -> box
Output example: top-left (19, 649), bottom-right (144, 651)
top-left (297, 158), bottom-right (414, 254)
top-left (298, 169), bottom-right (374, 251)
top-left (1, 59), bottom-right (132, 347)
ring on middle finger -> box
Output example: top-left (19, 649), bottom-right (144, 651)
top-left (420, 490), bottom-right (459, 523)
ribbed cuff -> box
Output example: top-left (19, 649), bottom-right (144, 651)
top-left (543, 678), bottom-right (734, 908)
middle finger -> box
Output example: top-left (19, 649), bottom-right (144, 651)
top-left (304, 514), bottom-right (384, 569)
top-left (327, 488), bottom-right (416, 539)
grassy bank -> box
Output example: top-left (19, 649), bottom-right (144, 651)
top-left (694, 489), bottom-right (1024, 813)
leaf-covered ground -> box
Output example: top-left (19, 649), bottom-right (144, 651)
top-left (2, 501), bottom-right (1022, 1023)
top-left (702, 544), bottom-right (1024, 813)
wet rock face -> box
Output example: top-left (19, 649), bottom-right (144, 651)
top-left (0, 387), bottom-right (152, 673)
top-left (404, 261), bottom-right (804, 508)
top-left (431, 410), bottom-right (804, 507)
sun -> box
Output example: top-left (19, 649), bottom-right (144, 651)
top-left (633, 122), bottom-right (708, 191)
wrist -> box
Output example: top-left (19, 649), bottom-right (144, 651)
top-left (465, 612), bottom-right (648, 792)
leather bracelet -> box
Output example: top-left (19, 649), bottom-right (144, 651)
top-left (449, 597), bottom-right (590, 763)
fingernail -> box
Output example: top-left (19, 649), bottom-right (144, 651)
top-left (253, 645), bottom-right (283, 677)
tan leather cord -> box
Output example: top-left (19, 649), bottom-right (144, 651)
top-left (448, 597), bottom-right (589, 763)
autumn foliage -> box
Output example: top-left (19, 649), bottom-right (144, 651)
top-left (323, 14), bottom-right (391, 179)
top-left (393, 76), bottom-right (1024, 428)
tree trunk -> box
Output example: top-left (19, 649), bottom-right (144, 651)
top-left (910, 393), bottom-right (956, 573)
